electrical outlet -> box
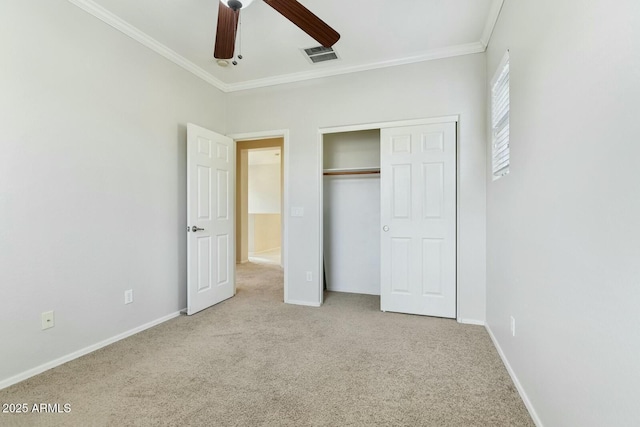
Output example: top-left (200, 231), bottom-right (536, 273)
top-left (41, 311), bottom-right (54, 330)
top-left (291, 207), bottom-right (304, 217)
top-left (124, 289), bottom-right (134, 305)
top-left (306, 271), bottom-right (313, 282)
top-left (510, 316), bottom-right (516, 337)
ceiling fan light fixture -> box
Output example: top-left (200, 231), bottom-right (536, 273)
top-left (217, 59), bottom-right (230, 67)
top-left (221, 0), bottom-right (254, 11)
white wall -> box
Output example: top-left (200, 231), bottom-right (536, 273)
top-left (0, 0), bottom-right (225, 386)
top-left (323, 176), bottom-right (381, 295)
top-left (486, 0), bottom-right (640, 425)
top-left (248, 163), bottom-right (281, 213)
top-left (227, 54), bottom-right (487, 320)
top-left (323, 130), bottom-right (381, 170)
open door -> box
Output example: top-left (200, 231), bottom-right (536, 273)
top-left (187, 123), bottom-right (235, 315)
top-left (380, 122), bottom-right (457, 318)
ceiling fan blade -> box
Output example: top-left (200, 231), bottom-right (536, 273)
top-left (214, 2), bottom-right (239, 59)
top-left (263, 0), bottom-right (340, 48)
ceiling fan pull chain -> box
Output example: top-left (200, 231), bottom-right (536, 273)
top-left (232, 13), bottom-right (242, 65)
top-left (237, 13), bottom-right (243, 62)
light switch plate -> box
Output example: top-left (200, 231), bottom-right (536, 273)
top-left (291, 207), bottom-right (304, 217)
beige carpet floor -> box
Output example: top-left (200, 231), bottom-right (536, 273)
top-left (0, 262), bottom-right (533, 426)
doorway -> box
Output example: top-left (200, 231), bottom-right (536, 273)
top-left (248, 147), bottom-right (282, 265)
top-left (236, 138), bottom-right (284, 268)
top-left (322, 130), bottom-right (381, 296)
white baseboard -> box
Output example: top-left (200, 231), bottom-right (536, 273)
top-left (485, 324), bottom-right (543, 427)
top-left (457, 318), bottom-right (485, 326)
top-left (249, 246), bottom-right (281, 255)
top-left (285, 298), bottom-right (321, 307)
top-left (327, 287), bottom-right (380, 296)
top-left (0, 310), bottom-right (183, 390)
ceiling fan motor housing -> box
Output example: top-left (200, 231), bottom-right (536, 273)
top-left (223, 0), bottom-right (249, 11)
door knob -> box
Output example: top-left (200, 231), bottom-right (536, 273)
top-left (383, 225), bottom-right (389, 232)
top-left (192, 226), bottom-right (205, 232)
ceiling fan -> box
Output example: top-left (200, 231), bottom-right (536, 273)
top-left (214, 0), bottom-right (340, 60)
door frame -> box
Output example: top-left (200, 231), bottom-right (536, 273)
top-left (229, 129), bottom-right (290, 302)
top-left (317, 116), bottom-right (460, 314)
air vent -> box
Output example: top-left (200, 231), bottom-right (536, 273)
top-left (303, 46), bottom-right (339, 64)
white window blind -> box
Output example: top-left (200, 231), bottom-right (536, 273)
top-left (491, 51), bottom-right (510, 179)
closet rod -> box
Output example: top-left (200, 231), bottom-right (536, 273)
top-left (323, 170), bottom-right (380, 176)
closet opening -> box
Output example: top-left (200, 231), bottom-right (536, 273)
top-left (322, 129), bottom-right (381, 299)
top-left (319, 117), bottom-right (458, 318)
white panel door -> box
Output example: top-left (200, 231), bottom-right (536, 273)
top-left (187, 123), bottom-right (235, 315)
top-left (380, 122), bottom-right (456, 318)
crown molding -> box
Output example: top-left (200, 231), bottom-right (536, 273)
top-left (67, 0), bottom-right (230, 92)
top-left (69, 0), bottom-right (494, 94)
top-left (225, 42), bottom-right (486, 92)
top-left (480, 0), bottom-right (505, 48)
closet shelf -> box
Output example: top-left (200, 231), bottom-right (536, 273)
top-left (323, 167), bottom-right (380, 176)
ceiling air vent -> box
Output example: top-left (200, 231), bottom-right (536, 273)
top-left (303, 46), bottom-right (339, 64)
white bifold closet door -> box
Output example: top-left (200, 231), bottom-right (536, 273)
top-left (380, 122), bottom-right (456, 318)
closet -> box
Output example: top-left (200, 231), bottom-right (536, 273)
top-left (321, 119), bottom-right (458, 318)
top-left (322, 130), bottom-right (381, 295)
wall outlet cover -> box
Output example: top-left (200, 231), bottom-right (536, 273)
top-left (41, 311), bottom-right (55, 330)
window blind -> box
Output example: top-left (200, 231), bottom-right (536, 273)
top-left (491, 52), bottom-right (510, 179)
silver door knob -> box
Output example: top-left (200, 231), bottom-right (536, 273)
top-left (383, 225), bottom-right (389, 232)
top-left (192, 226), bottom-right (205, 232)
